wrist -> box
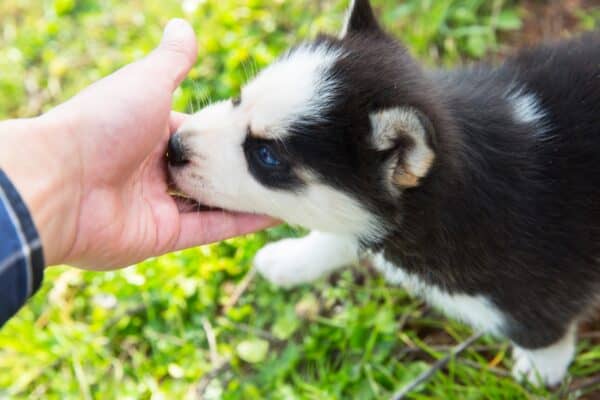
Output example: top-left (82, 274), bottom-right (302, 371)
top-left (0, 114), bottom-right (81, 266)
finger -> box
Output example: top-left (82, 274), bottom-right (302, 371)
top-left (175, 212), bottom-right (280, 251)
top-left (147, 19), bottom-right (198, 91)
top-left (169, 111), bottom-right (190, 133)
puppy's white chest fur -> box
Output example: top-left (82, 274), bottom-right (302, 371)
top-left (371, 252), bottom-right (506, 335)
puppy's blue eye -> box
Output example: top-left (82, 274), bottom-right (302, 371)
top-left (256, 145), bottom-right (281, 168)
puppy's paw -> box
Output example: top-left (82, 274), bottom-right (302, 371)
top-left (511, 345), bottom-right (571, 387)
top-left (254, 239), bottom-right (331, 288)
top-left (512, 350), bottom-right (541, 385)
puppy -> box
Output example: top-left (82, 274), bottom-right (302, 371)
top-left (168, 0), bottom-right (600, 386)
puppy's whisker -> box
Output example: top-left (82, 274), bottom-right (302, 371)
top-left (191, 80), bottom-right (203, 113)
top-left (199, 92), bottom-right (211, 109)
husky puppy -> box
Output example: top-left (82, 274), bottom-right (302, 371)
top-left (168, 0), bottom-right (600, 386)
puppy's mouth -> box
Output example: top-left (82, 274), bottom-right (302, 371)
top-left (167, 172), bottom-right (227, 213)
top-left (169, 192), bottom-right (226, 213)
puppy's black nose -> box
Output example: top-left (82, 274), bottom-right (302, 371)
top-left (168, 134), bottom-right (189, 166)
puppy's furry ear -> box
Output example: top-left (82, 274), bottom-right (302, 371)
top-left (340, 0), bottom-right (381, 37)
top-left (370, 107), bottom-right (436, 189)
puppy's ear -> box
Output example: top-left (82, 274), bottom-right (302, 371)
top-left (370, 107), bottom-right (436, 189)
top-left (340, 0), bottom-right (381, 38)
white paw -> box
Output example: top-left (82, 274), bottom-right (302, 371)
top-left (254, 239), bottom-right (330, 288)
top-left (512, 346), bottom-right (570, 387)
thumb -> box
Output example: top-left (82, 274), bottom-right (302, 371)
top-left (148, 19), bottom-right (198, 91)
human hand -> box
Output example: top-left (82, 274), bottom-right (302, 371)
top-left (0, 19), bottom-right (276, 269)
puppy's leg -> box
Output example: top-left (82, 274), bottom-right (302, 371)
top-left (512, 324), bottom-right (576, 386)
top-left (255, 231), bottom-right (359, 287)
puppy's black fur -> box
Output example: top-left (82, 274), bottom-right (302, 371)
top-left (264, 2), bottom-right (600, 350)
top-left (384, 32), bottom-right (600, 348)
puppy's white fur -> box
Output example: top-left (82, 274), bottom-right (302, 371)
top-left (243, 43), bottom-right (343, 139)
top-left (510, 91), bottom-right (544, 125)
top-left (255, 231), bottom-right (358, 287)
top-left (512, 326), bottom-right (576, 386)
top-left (371, 252), bottom-right (506, 335)
top-left (256, 237), bottom-right (505, 336)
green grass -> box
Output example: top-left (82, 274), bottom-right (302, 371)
top-left (1, 1), bottom-right (599, 399)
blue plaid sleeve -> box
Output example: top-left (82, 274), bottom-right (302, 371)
top-left (0, 169), bottom-right (44, 327)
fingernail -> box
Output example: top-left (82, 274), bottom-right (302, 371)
top-left (162, 19), bottom-right (190, 42)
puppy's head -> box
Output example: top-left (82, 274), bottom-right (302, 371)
top-left (169, 0), bottom-right (440, 242)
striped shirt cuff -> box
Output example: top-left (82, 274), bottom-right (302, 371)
top-left (0, 169), bottom-right (45, 326)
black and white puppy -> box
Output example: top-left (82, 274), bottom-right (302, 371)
top-left (168, 0), bottom-right (600, 386)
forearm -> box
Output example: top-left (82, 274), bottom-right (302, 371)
top-left (0, 114), bottom-right (80, 266)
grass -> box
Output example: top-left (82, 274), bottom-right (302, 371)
top-left (1, 0), bottom-right (599, 399)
